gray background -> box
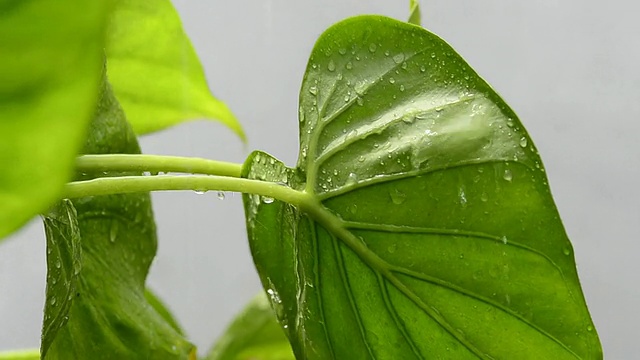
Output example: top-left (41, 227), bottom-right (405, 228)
top-left (1, 1), bottom-right (638, 358)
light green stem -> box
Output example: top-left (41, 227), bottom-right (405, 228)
top-left (64, 175), bottom-right (310, 208)
top-left (0, 349), bottom-right (39, 360)
top-left (76, 154), bottom-right (242, 178)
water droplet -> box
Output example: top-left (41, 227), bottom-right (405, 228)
top-left (368, 43), bottom-right (377, 53)
top-left (401, 62), bottom-right (408, 70)
top-left (563, 247), bottom-right (571, 256)
top-left (430, 52), bottom-right (436, 59)
top-left (109, 221), bottom-right (118, 243)
top-left (346, 62), bottom-right (353, 70)
top-left (344, 95), bottom-right (350, 102)
top-left (262, 197), bottom-right (274, 204)
top-left (345, 172), bottom-right (358, 186)
top-left (393, 53), bottom-right (405, 64)
top-left (327, 60), bottom-right (335, 72)
top-left (402, 113), bottom-right (415, 124)
top-left (55, 260), bottom-right (61, 269)
top-left (420, 65), bottom-right (426, 72)
top-left (519, 136), bottom-right (528, 148)
top-left (50, 297), bottom-right (57, 306)
top-left (194, 189), bottom-right (206, 195)
top-left (389, 77), bottom-right (396, 84)
top-left (217, 191), bottom-right (225, 200)
top-left (354, 80), bottom-right (367, 95)
top-left (388, 244), bottom-right (397, 253)
top-left (480, 192), bottom-right (488, 202)
top-left (356, 97), bottom-right (364, 106)
top-left (501, 236), bottom-right (508, 244)
top-left (308, 86), bottom-right (317, 95)
top-left (503, 169), bottom-right (513, 182)
top-left (338, 48), bottom-right (347, 55)
top-left (311, 63), bottom-right (317, 69)
top-left (587, 325), bottom-right (594, 332)
top-left (390, 189), bottom-right (407, 205)
top-left (399, 84), bottom-right (405, 92)
top-left (348, 204), bottom-right (358, 214)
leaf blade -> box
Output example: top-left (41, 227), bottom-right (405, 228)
top-left (106, 0), bottom-right (244, 139)
top-left (0, 0), bottom-right (106, 240)
top-left (245, 15), bottom-right (602, 359)
top-left (41, 73), bottom-right (195, 360)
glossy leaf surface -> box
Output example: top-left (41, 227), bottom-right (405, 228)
top-left (106, 0), bottom-right (244, 139)
top-left (206, 293), bottom-right (294, 360)
top-left (41, 76), bottom-right (194, 359)
top-left (0, 0), bottom-right (106, 240)
top-left (243, 16), bottom-right (601, 359)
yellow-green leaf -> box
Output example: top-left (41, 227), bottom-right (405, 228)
top-left (106, 0), bottom-right (244, 139)
top-left (0, 0), bottom-right (106, 240)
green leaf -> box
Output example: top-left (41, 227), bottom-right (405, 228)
top-left (243, 16), bottom-right (602, 359)
top-left (206, 293), bottom-right (295, 360)
top-left (41, 73), bottom-right (195, 359)
top-left (0, 0), bottom-right (106, 240)
top-left (408, 0), bottom-right (421, 26)
top-left (106, 0), bottom-right (244, 139)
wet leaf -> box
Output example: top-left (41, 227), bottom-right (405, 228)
top-left (0, 0), bottom-right (106, 240)
top-left (206, 293), bottom-right (295, 360)
top-left (106, 0), bottom-right (244, 139)
top-left (41, 73), bottom-right (194, 359)
top-left (243, 16), bottom-right (602, 359)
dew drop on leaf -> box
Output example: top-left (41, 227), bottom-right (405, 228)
top-left (327, 60), bottom-right (336, 72)
top-left (388, 77), bottom-right (396, 84)
top-left (519, 136), bottom-right (528, 148)
top-left (194, 189), bottom-right (206, 195)
top-left (393, 53), bottom-right (405, 64)
top-left (345, 172), bottom-right (358, 186)
top-left (346, 62), bottom-right (353, 70)
top-left (109, 221), bottom-right (118, 243)
top-left (308, 86), bottom-right (317, 95)
top-left (368, 43), bottom-right (377, 53)
top-left (262, 197), bottom-right (274, 204)
top-left (503, 169), bottom-right (513, 182)
top-left (501, 236), bottom-right (508, 245)
top-left (217, 191), bottom-right (225, 200)
top-left (390, 189), bottom-right (407, 205)
top-left (563, 247), bottom-right (572, 256)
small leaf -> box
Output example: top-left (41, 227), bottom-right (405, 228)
top-left (243, 16), bottom-right (602, 359)
top-left (408, 0), bottom-right (421, 26)
top-left (206, 293), bottom-right (295, 360)
top-left (106, 0), bottom-right (244, 139)
top-left (0, 0), bottom-right (106, 240)
top-left (41, 72), bottom-right (195, 359)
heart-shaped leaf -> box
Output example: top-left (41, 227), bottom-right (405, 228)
top-left (106, 0), bottom-right (244, 139)
top-left (243, 16), bottom-right (602, 359)
top-left (0, 0), bottom-right (106, 240)
top-left (41, 74), bottom-right (194, 359)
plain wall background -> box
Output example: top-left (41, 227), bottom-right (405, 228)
top-left (1, 1), bottom-right (638, 358)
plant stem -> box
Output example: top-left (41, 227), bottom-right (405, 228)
top-left (64, 175), bottom-right (310, 207)
top-left (76, 154), bottom-right (242, 178)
